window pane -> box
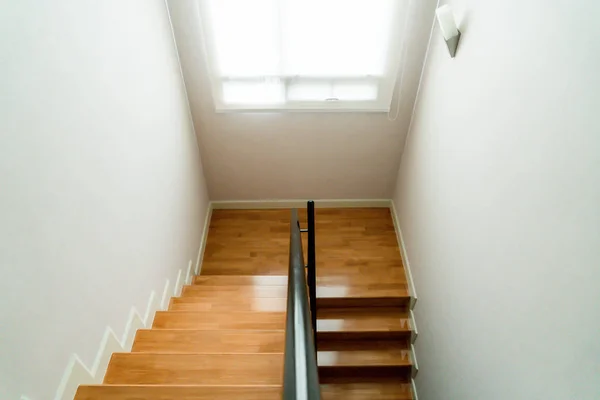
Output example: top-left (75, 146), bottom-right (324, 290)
top-left (200, 0), bottom-right (401, 109)
top-left (287, 80), bottom-right (378, 101)
top-left (283, 0), bottom-right (395, 76)
top-left (222, 80), bottom-right (285, 105)
top-left (205, 0), bottom-right (279, 76)
top-left (287, 82), bottom-right (332, 101)
top-left (333, 82), bottom-right (378, 101)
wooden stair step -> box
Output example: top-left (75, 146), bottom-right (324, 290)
top-left (319, 363), bottom-right (413, 383)
top-left (182, 285), bottom-right (287, 298)
top-left (318, 349), bottom-right (411, 368)
top-left (75, 385), bottom-right (281, 400)
top-left (317, 342), bottom-right (412, 368)
top-left (317, 308), bottom-right (411, 341)
top-left (169, 296), bottom-right (286, 312)
top-left (320, 378), bottom-right (413, 400)
top-left (317, 284), bottom-right (409, 297)
top-left (318, 338), bottom-right (410, 351)
top-left (104, 353), bottom-right (283, 385)
top-left (152, 311), bottom-right (285, 330)
top-left (132, 329), bottom-right (284, 353)
top-left (193, 275), bottom-right (287, 286)
top-left (317, 284), bottom-right (410, 308)
top-left (199, 264), bottom-right (288, 276)
top-left (317, 296), bottom-right (410, 308)
top-left (316, 273), bottom-right (408, 286)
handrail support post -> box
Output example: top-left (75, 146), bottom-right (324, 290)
top-left (307, 201), bottom-right (317, 351)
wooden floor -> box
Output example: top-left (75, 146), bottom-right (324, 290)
top-left (202, 209), bottom-right (408, 282)
top-left (75, 208), bottom-right (414, 400)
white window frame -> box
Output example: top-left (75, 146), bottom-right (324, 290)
top-left (196, 0), bottom-right (407, 113)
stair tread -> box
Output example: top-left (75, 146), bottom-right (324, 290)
top-left (104, 353), bottom-right (283, 385)
top-left (132, 329), bottom-right (284, 353)
top-left (153, 311), bottom-right (285, 330)
top-left (194, 275), bottom-right (287, 286)
top-left (182, 285), bottom-right (287, 298)
top-left (169, 297), bottom-right (286, 312)
top-left (318, 347), bottom-right (411, 367)
top-left (316, 274), bottom-right (408, 286)
top-left (75, 385), bottom-right (281, 400)
top-left (321, 380), bottom-right (413, 400)
top-left (317, 308), bottom-right (410, 333)
top-left (317, 283), bottom-right (409, 299)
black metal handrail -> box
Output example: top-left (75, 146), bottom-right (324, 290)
top-left (282, 202), bottom-right (320, 400)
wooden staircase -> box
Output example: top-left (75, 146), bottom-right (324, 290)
top-left (75, 208), bottom-right (415, 399)
top-left (317, 292), bottom-right (413, 398)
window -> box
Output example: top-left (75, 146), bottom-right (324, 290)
top-left (197, 0), bottom-right (407, 112)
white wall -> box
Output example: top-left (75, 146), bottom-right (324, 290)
top-left (168, 0), bottom-right (437, 200)
top-left (0, 0), bottom-right (209, 398)
top-left (393, 0), bottom-right (600, 399)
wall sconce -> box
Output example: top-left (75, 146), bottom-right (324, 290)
top-left (436, 5), bottom-right (461, 57)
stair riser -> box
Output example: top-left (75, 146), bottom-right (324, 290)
top-left (169, 298), bottom-right (286, 312)
top-left (319, 380), bottom-right (414, 400)
top-left (75, 386), bottom-right (282, 400)
top-left (152, 312), bottom-right (285, 330)
top-left (318, 331), bottom-right (411, 342)
top-left (316, 338), bottom-right (411, 351)
top-left (193, 275), bottom-right (287, 286)
top-left (317, 297), bottom-right (410, 309)
top-left (319, 366), bottom-right (412, 382)
top-left (182, 286), bottom-right (287, 298)
top-left (104, 354), bottom-right (283, 385)
top-left (132, 330), bottom-right (285, 354)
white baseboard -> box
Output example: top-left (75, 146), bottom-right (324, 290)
top-left (390, 200), bottom-right (420, 398)
top-left (211, 199), bottom-right (391, 210)
top-left (389, 201), bottom-right (418, 309)
top-left (160, 279), bottom-right (171, 311)
top-left (41, 222), bottom-right (211, 400)
top-left (52, 288), bottom-right (157, 400)
top-left (195, 204), bottom-right (213, 274)
top-left (412, 379), bottom-right (419, 400)
top-left (410, 309), bottom-right (418, 344)
top-left (185, 260), bottom-right (193, 285)
top-left (411, 343), bottom-right (419, 379)
top-left (173, 269), bottom-right (183, 298)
